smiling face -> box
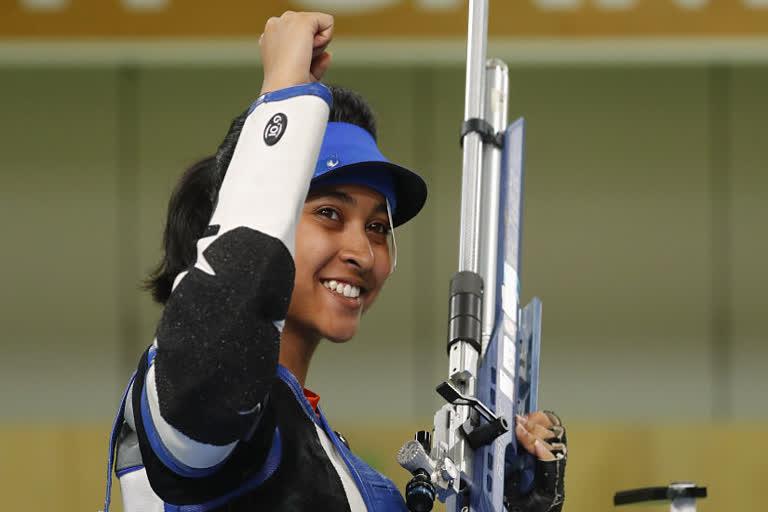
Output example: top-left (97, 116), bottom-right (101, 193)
top-left (285, 183), bottom-right (393, 343)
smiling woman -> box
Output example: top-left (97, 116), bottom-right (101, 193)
top-left (105, 10), bottom-right (563, 512)
top-left (105, 11), bottom-right (432, 512)
top-left (290, 185), bottom-right (394, 342)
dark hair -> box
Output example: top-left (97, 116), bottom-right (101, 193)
top-left (146, 85), bottom-right (378, 304)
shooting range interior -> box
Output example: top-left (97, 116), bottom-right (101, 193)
top-left (1, 2), bottom-right (766, 511)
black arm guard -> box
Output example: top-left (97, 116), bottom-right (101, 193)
top-left (155, 227), bottom-right (294, 445)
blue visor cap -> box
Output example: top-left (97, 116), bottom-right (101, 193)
top-left (311, 122), bottom-right (427, 227)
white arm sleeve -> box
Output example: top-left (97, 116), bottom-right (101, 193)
top-left (193, 86), bottom-right (331, 277)
top-left (150, 84), bottom-right (331, 469)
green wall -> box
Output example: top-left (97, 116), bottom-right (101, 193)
top-left (0, 64), bottom-right (766, 425)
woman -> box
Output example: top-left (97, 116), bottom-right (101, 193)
top-left (105, 11), bottom-right (566, 512)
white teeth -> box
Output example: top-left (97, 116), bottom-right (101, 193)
top-left (321, 280), bottom-right (361, 299)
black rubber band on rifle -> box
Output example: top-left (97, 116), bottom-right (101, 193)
top-left (446, 271), bottom-right (483, 355)
top-left (460, 118), bottom-right (504, 149)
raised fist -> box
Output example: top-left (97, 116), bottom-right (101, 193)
top-left (259, 11), bottom-right (334, 95)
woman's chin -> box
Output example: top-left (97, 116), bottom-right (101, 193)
top-left (318, 306), bottom-right (362, 343)
top-left (322, 326), bottom-right (359, 343)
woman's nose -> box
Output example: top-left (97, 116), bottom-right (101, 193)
top-left (338, 227), bottom-right (374, 271)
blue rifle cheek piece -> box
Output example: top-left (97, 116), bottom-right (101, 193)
top-left (310, 122), bottom-right (427, 228)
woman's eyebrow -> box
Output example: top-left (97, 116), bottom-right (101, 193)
top-left (308, 190), bottom-right (388, 215)
top-left (308, 190), bottom-right (355, 204)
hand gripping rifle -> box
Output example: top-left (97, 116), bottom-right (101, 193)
top-left (397, 1), bottom-right (542, 511)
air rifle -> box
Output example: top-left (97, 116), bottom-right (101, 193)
top-left (397, 1), bottom-right (542, 511)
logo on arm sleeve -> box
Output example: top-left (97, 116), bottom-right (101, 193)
top-left (264, 113), bottom-right (288, 146)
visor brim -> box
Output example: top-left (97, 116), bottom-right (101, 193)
top-left (311, 161), bottom-right (427, 228)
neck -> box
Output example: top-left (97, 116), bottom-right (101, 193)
top-left (279, 320), bottom-right (321, 388)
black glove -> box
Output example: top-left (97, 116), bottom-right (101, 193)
top-left (504, 411), bottom-right (566, 512)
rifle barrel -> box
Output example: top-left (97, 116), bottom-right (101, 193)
top-left (458, 0), bottom-right (489, 273)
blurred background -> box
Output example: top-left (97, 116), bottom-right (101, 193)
top-left (1, 1), bottom-right (766, 510)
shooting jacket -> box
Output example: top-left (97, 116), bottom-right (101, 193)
top-left (103, 84), bottom-right (407, 512)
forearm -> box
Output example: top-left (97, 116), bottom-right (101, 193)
top-left (142, 84), bottom-right (331, 468)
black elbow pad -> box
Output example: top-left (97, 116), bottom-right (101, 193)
top-left (154, 227), bottom-right (294, 445)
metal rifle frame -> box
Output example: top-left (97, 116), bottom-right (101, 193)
top-left (398, 1), bottom-right (542, 511)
